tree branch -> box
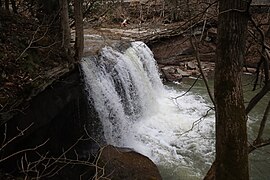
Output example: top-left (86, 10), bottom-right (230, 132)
top-left (190, 36), bottom-right (216, 107)
top-left (1, 123), bottom-right (34, 150)
top-left (245, 80), bottom-right (270, 114)
top-left (254, 99), bottom-right (270, 142)
top-left (172, 74), bottom-right (201, 99)
top-left (249, 139), bottom-right (270, 153)
top-left (0, 139), bottom-right (49, 163)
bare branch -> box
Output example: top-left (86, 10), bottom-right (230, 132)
top-left (249, 139), bottom-right (270, 153)
top-left (1, 123), bottom-right (34, 150)
top-left (250, 99), bottom-right (270, 150)
top-left (245, 13), bottom-right (270, 113)
top-left (190, 36), bottom-right (216, 107)
top-left (0, 138), bottom-right (49, 163)
top-left (15, 25), bottom-right (42, 62)
top-left (15, 23), bottom-right (54, 62)
top-left (245, 80), bottom-right (270, 114)
top-left (176, 107), bottom-right (213, 136)
top-left (172, 75), bottom-right (201, 99)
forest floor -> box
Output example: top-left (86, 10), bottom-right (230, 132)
top-left (0, 10), bottom-right (73, 122)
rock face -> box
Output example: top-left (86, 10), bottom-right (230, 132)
top-left (0, 66), bottom-right (104, 178)
top-left (97, 145), bottom-right (162, 180)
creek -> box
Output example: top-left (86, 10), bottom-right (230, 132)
top-left (81, 41), bottom-right (270, 179)
top-left (168, 75), bottom-right (270, 180)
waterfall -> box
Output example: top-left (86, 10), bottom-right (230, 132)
top-left (81, 41), bottom-right (215, 179)
top-left (81, 42), bottom-right (164, 145)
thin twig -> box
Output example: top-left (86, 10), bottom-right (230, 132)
top-left (1, 123), bottom-right (34, 150)
top-left (176, 107), bottom-right (213, 136)
top-left (0, 139), bottom-right (49, 163)
top-left (190, 36), bottom-right (216, 107)
top-left (254, 99), bottom-right (270, 144)
top-left (172, 75), bottom-right (201, 100)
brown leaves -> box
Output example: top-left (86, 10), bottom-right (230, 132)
top-left (0, 11), bottom-right (69, 117)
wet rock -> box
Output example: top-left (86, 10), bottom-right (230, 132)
top-left (97, 145), bottom-right (162, 180)
top-left (187, 61), bottom-right (197, 70)
top-left (176, 68), bottom-right (192, 77)
top-left (161, 66), bottom-right (183, 82)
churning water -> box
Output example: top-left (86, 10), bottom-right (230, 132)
top-left (81, 41), bottom-right (215, 179)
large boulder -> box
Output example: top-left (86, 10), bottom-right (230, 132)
top-left (97, 145), bottom-right (162, 180)
top-left (161, 66), bottom-right (183, 82)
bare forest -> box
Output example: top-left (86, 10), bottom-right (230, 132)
top-left (0, 0), bottom-right (270, 179)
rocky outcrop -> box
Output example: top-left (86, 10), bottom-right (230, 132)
top-left (0, 66), bottom-right (104, 178)
top-left (161, 66), bottom-right (183, 82)
top-left (97, 145), bottom-right (162, 180)
top-left (159, 61), bottom-right (215, 82)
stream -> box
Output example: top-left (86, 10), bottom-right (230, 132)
top-left (81, 41), bottom-right (270, 179)
top-left (167, 75), bottom-right (270, 180)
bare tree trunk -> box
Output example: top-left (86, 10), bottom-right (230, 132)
top-left (214, 0), bottom-right (250, 179)
top-left (74, 0), bottom-right (84, 62)
top-left (59, 0), bottom-right (71, 57)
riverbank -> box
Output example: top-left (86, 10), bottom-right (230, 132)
top-left (85, 23), bottom-right (262, 83)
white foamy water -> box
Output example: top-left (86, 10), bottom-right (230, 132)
top-left (81, 41), bottom-right (215, 179)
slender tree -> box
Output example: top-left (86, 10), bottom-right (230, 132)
top-left (214, 0), bottom-right (250, 179)
top-left (74, 0), bottom-right (84, 62)
top-left (59, 0), bottom-right (71, 57)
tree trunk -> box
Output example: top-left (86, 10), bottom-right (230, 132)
top-left (214, 0), bottom-right (249, 179)
top-left (74, 0), bottom-right (84, 62)
top-left (59, 0), bottom-right (71, 57)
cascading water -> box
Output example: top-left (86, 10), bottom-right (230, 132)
top-left (81, 41), bottom-right (215, 179)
